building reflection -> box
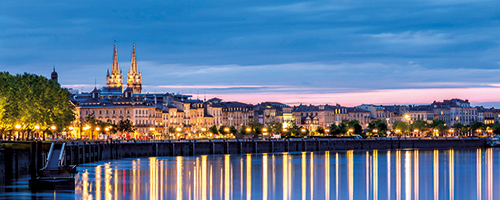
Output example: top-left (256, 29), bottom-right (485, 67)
top-left (310, 152), bottom-right (314, 200)
top-left (373, 150), bottom-right (378, 200)
top-left (262, 153), bottom-right (268, 200)
top-left (347, 150), bottom-right (353, 200)
top-left (176, 156), bottom-right (183, 200)
top-left (396, 150), bottom-right (401, 200)
top-left (336, 152), bottom-right (339, 200)
top-left (246, 154), bottom-right (251, 200)
top-left (405, 151), bottom-right (411, 200)
top-left (283, 152), bottom-right (289, 200)
top-left (387, 150), bottom-right (391, 200)
top-left (302, 152), bottom-right (306, 200)
top-left (414, 150), bottom-right (419, 200)
top-left (434, 150), bottom-right (439, 200)
top-left (477, 149), bottom-right (481, 200)
top-left (73, 148), bottom-right (500, 200)
top-left (325, 151), bottom-right (330, 200)
top-left (449, 150), bottom-right (454, 200)
top-left (487, 148), bottom-right (492, 200)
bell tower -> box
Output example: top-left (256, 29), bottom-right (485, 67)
top-left (127, 44), bottom-right (142, 94)
top-left (106, 42), bottom-right (123, 90)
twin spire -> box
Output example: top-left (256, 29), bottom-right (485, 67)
top-left (106, 42), bottom-right (142, 93)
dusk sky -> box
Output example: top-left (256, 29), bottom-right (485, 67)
top-left (2, 0), bottom-right (500, 106)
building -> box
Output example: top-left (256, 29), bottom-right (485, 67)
top-left (408, 105), bottom-right (434, 124)
top-left (431, 99), bottom-right (478, 126)
top-left (476, 106), bottom-right (500, 125)
top-left (253, 102), bottom-right (293, 128)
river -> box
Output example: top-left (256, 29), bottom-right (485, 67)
top-left (1, 148), bottom-right (498, 200)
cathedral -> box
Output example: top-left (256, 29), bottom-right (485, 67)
top-left (105, 43), bottom-right (142, 93)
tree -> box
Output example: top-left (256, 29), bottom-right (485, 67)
top-left (368, 119), bottom-right (388, 137)
top-left (117, 119), bottom-right (134, 133)
top-left (347, 120), bottom-right (363, 135)
top-left (316, 127), bottom-right (325, 135)
top-left (451, 123), bottom-right (464, 136)
top-left (247, 120), bottom-right (263, 135)
top-left (229, 126), bottom-right (238, 135)
top-left (219, 125), bottom-right (228, 135)
top-left (328, 123), bottom-right (338, 136)
top-left (209, 125), bottom-right (219, 135)
top-left (240, 125), bottom-right (247, 135)
top-left (337, 122), bottom-right (348, 136)
top-left (393, 121), bottom-right (409, 136)
top-left (491, 122), bottom-right (500, 135)
top-left (470, 121), bottom-right (485, 136)
top-left (267, 121), bottom-right (282, 134)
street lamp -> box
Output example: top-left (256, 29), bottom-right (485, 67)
top-left (176, 127), bottom-right (182, 139)
top-left (413, 129), bottom-right (419, 137)
top-left (15, 124), bottom-right (21, 140)
top-left (373, 129), bottom-right (378, 135)
top-left (34, 125), bottom-right (40, 140)
top-left (50, 125), bottom-right (57, 140)
top-left (246, 127), bottom-right (252, 133)
top-left (448, 128), bottom-right (454, 137)
top-left (348, 128), bottom-right (354, 135)
top-left (325, 128), bottom-right (330, 135)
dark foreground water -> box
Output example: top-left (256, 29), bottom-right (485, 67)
top-left (1, 148), bottom-right (499, 200)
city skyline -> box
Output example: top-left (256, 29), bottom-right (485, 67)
top-left (2, 0), bottom-right (500, 106)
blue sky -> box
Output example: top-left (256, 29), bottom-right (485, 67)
top-left (1, 0), bottom-right (500, 106)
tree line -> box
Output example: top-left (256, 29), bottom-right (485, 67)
top-left (0, 72), bottom-right (75, 139)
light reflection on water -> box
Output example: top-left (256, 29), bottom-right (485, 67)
top-left (71, 148), bottom-right (500, 200)
top-left (2, 148), bottom-right (499, 199)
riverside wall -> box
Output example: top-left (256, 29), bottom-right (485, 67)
top-left (63, 138), bottom-right (488, 166)
top-left (0, 138), bottom-right (489, 184)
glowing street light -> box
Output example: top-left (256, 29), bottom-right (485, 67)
top-left (95, 127), bottom-right (100, 131)
top-left (34, 125), bottom-right (40, 130)
top-left (301, 128), bottom-right (306, 133)
top-left (201, 127), bottom-right (207, 132)
top-left (283, 128), bottom-right (288, 132)
top-left (246, 127), bottom-right (252, 133)
top-left (51, 125), bottom-right (56, 130)
top-left (404, 114), bottom-right (410, 121)
top-left (224, 127), bottom-right (230, 133)
top-left (15, 124), bottom-right (21, 129)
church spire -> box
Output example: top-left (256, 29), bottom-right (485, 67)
top-left (127, 44), bottom-right (142, 94)
top-left (130, 44), bottom-right (138, 73)
top-left (107, 41), bottom-right (123, 90)
top-left (112, 42), bottom-right (119, 73)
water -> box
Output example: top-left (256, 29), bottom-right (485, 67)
top-left (1, 148), bottom-right (499, 200)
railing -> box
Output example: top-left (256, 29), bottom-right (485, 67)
top-left (43, 143), bottom-right (55, 169)
top-left (58, 143), bottom-right (66, 168)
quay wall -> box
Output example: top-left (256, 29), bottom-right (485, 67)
top-left (63, 138), bottom-right (487, 166)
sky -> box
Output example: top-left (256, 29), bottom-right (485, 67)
top-left (1, 0), bottom-right (500, 107)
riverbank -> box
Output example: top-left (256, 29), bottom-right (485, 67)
top-left (0, 138), bottom-right (489, 185)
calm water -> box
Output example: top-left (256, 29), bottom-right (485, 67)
top-left (1, 148), bottom-right (499, 200)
